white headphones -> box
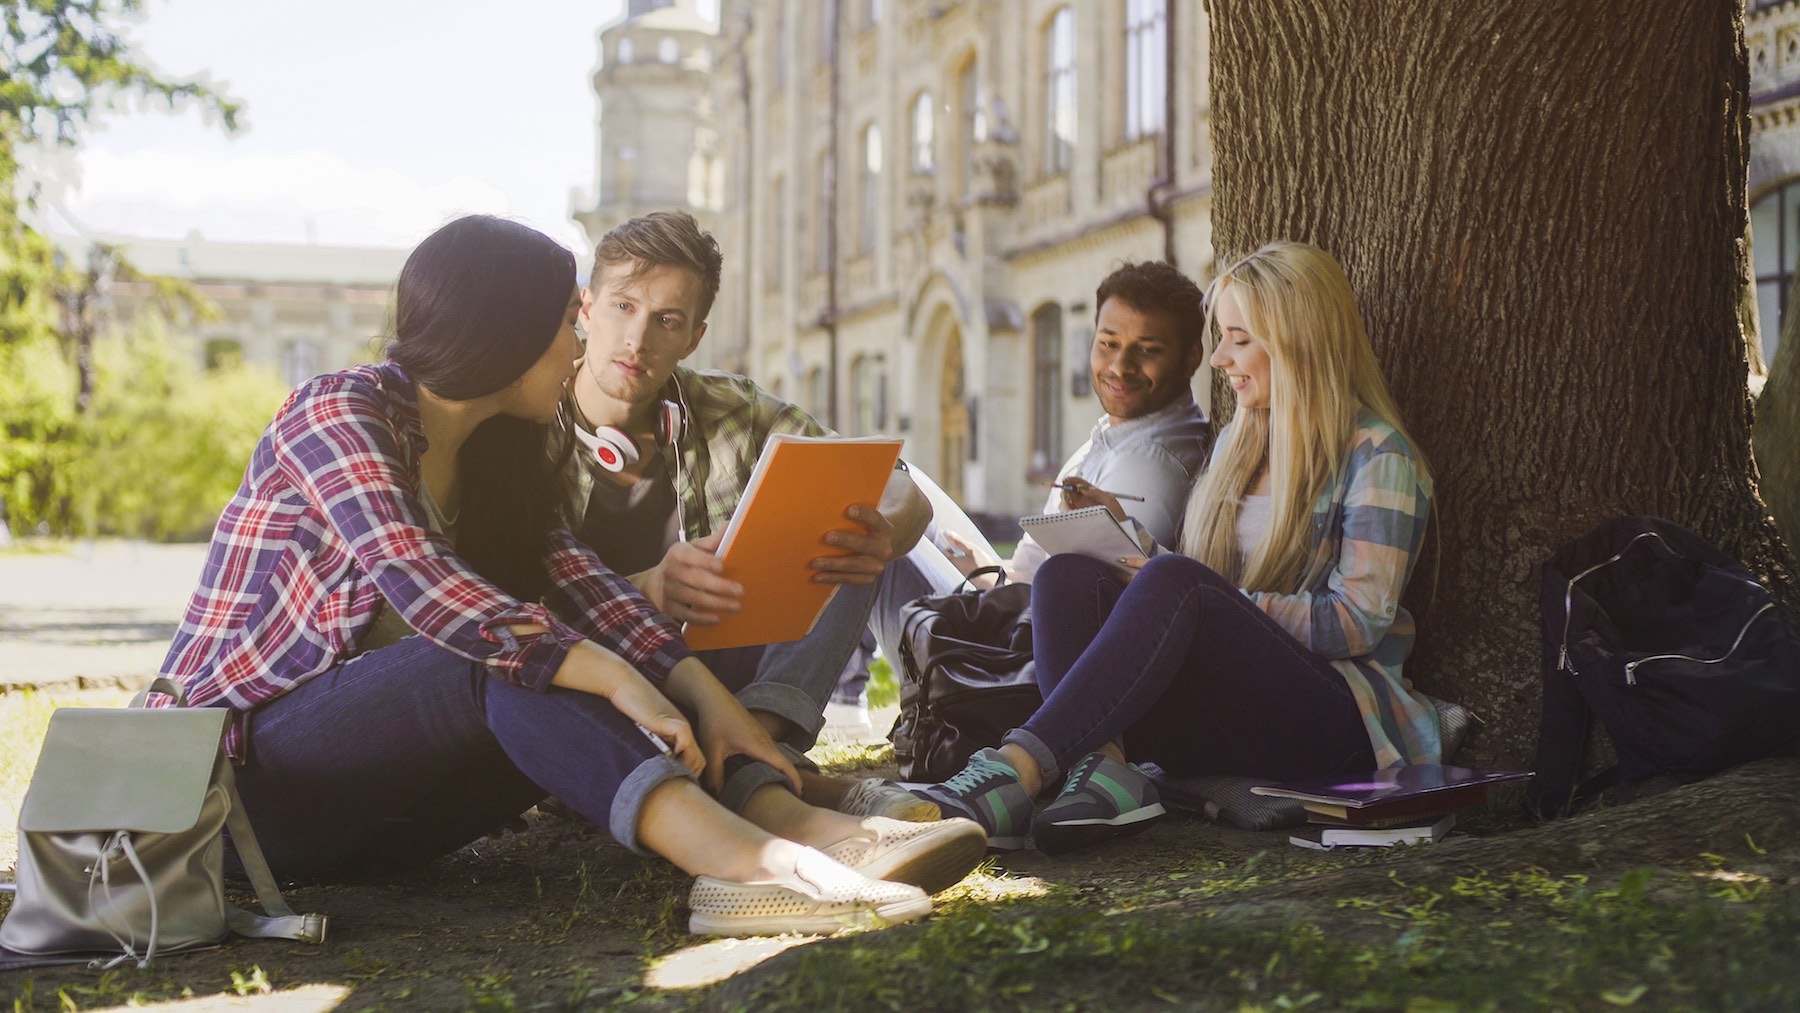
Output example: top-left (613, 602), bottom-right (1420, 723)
top-left (570, 399), bottom-right (683, 473)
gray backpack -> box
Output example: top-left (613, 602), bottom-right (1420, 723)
top-left (0, 679), bottom-right (326, 968)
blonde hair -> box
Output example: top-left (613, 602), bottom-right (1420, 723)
top-left (1179, 241), bottom-right (1425, 591)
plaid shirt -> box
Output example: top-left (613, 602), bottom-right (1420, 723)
top-left (1233, 410), bottom-right (1440, 769)
top-left (160, 361), bottom-right (691, 759)
top-left (565, 366), bottom-right (828, 541)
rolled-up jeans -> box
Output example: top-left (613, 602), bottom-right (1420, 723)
top-left (1002, 553), bottom-right (1375, 786)
top-left (698, 575), bottom-right (881, 812)
top-left (231, 636), bottom-right (691, 881)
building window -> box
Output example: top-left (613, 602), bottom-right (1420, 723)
top-left (859, 123), bottom-right (881, 256)
top-left (1030, 304), bottom-right (1064, 473)
top-left (818, 0), bottom-right (837, 65)
top-left (766, 174), bottom-right (786, 291)
top-left (658, 37), bottom-right (678, 63)
top-left (807, 365), bottom-right (827, 418)
top-left (911, 91), bottom-right (935, 173)
top-left (203, 337), bottom-right (243, 370)
top-left (864, 0), bottom-right (881, 28)
top-left (771, 1), bottom-right (787, 92)
top-left (1753, 179), bottom-right (1799, 367)
top-left (958, 57), bottom-right (979, 197)
top-left (616, 37), bottom-right (634, 63)
top-left (1042, 8), bottom-right (1076, 175)
top-left (281, 338), bottom-right (321, 388)
top-left (1125, 0), bottom-right (1166, 140)
top-left (813, 151), bottom-right (833, 276)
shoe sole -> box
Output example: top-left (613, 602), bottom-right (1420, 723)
top-left (688, 894), bottom-right (933, 937)
top-left (851, 822), bottom-right (989, 895)
top-left (1033, 802), bottom-right (1167, 856)
top-left (871, 795), bottom-right (943, 822)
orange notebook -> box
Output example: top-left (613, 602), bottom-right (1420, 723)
top-left (683, 434), bottom-right (903, 651)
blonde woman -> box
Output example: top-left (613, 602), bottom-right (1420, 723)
top-left (919, 241), bottom-right (1440, 854)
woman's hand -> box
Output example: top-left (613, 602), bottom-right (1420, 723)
top-left (603, 670), bottom-right (705, 776)
top-left (664, 658), bottom-right (802, 795)
top-left (942, 530), bottom-right (1002, 586)
top-left (1116, 555), bottom-right (1149, 583)
top-left (1059, 477), bottom-right (1128, 522)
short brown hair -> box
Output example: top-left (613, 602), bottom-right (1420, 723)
top-left (591, 211), bottom-right (724, 323)
top-left (1093, 261), bottom-right (1206, 353)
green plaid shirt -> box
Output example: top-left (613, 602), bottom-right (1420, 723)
top-left (564, 367), bottom-right (829, 543)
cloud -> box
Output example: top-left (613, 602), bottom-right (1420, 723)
top-left (48, 146), bottom-right (520, 248)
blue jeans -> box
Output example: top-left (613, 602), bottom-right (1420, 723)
top-left (232, 636), bottom-right (692, 881)
top-left (698, 576), bottom-right (880, 810)
top-left (1003, 553), bottom-right (1375, 785)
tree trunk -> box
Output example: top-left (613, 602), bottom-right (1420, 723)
top-left (1207, 0), bottom-right (1798, 767)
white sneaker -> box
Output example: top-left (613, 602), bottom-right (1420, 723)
top-left (687, 847), bottom-right (931, 937)
top-left (821, 816), bottom-right (988, 895)
top-left (838, 777), bottom-right (942, 822)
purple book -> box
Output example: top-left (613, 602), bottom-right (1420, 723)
top-left (1249, 764), bottom-right (1533, 809)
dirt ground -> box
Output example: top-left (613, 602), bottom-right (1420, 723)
top-left (7, 739), bottom-right (1797, 1011)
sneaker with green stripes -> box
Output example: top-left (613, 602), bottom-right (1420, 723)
top-left (1031, 752), bottom-right (1166, 855)
top-left (915, 748), bottom-right (1035, 851)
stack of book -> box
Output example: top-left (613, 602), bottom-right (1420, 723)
top-left (1250, 765), bottom-right (1533, 850)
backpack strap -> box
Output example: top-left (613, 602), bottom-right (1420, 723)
top-left (218, 764), bottom-right (328, 944)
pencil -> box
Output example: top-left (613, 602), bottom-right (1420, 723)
top-left (1043, 481), bottom-right (1147, 502)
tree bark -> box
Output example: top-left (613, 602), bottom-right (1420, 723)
top-left (1208, 0), bottom-right (1798, 766)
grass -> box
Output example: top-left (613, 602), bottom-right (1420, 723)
top-left (722, 857), bottom-right (1800, 1012)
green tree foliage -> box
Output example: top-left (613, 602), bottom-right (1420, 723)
top-left (60, 316), bottom-right (288, 539)
top-left (2, 0), bottom-right (243, 538)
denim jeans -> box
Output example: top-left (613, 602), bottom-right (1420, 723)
top-left (698, 575), bottom-right (880, 810)
top-left (232, 636), bottom-right (692, 881)
top-left (1003, 553), bottom-right (1374, 785)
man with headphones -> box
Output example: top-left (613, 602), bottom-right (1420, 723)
top-left (557, 211), bottom-right (937, 824)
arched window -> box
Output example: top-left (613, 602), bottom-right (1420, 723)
top-left (957, 56), bottom-right (979, 197)
top-left (859, 123), bottom-right (882, 255)
top-left (1042, 8), bottom-right (1076, 175)
top-left (911, 91), bottom-right (935, 173)
top-left (807, 365), bottom-right (828, 418)
top-left (1752, 179), bottom-right (1799, 366)
top-left (658, 37), bottom-right (678, 63)
top-left (1031, 303), bottom-right (1064, 473)
top-left (616, 37), bottom-right (634, 64)
top-left (1124, 0), bottom-right (1166, 140)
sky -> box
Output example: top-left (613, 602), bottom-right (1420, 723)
top-left (21, 0), bottom-right (717, 254)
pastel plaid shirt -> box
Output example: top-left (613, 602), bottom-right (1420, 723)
top-left (1226, 409), bottom-right (1441, 769)
top-left (565, 366), bottom-right (828, 541)
top-left (160, 361), bottom-right (691, 760)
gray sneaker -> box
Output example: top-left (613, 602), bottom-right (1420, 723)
top-left (915, 748), bottom-right (1035, 851)
top-left (838, 777), bottom-right (942, 822)
top-left (1031, 752), bottom-right (1165, 856)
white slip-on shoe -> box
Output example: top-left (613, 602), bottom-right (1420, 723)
top-left (687, 847), bottom-right (932, 937)
top-left (838, 777), bottom-right (943, 822)
top-left (821, 816), bottom-right (988, 896)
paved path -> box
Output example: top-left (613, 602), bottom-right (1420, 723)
top-left (0, 541), bottom-right (205, 692)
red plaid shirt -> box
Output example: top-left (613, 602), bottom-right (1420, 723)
top-left (159, 362), bottom-right (691, 759)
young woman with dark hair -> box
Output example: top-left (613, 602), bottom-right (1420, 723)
top-left (158, 216), bottom-right (983, 936)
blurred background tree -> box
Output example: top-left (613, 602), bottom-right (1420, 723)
top-left (1, 0), bottom-right (281, 540)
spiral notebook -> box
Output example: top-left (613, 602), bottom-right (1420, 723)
top-left (1017, 505), bottom-right (1149, 573)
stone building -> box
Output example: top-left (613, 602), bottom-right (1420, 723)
top-left (80, 232), bottom-right (405, 386)
top-left (1749, 0), bottom-right (1800, 370)
top-left (574, 0), bottom-right (1214, 520)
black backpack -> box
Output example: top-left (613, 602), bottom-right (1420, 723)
top-left (1528, 516), bottom-right (1800, 816)
top-left (888, 571), bottom-right (1043, 782)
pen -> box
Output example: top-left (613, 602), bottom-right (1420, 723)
top-left (1043, 481), bottom-right (1147, 502)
